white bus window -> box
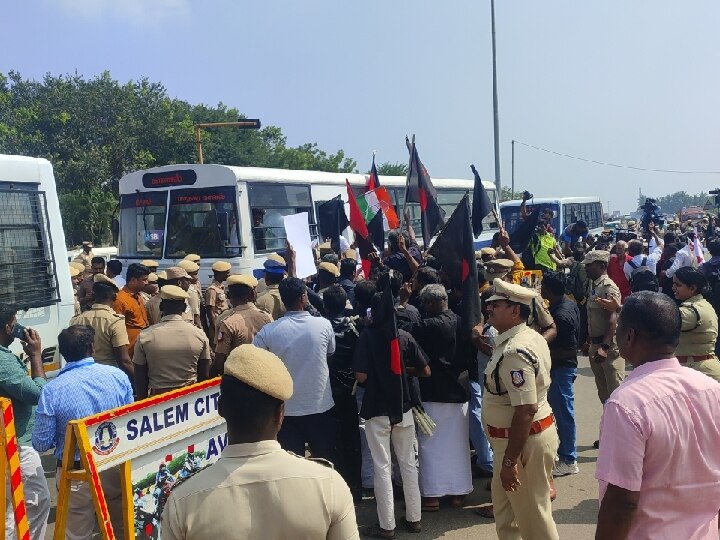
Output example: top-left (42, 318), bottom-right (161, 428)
top-left (0, 186), bottom-right (59, 308)
top-left (248, 183), bottom-right (315, 253)
top-left (118, 192), bottom-right (167, 258)
top-left (166, 187), bottom-right (239, 258)
top-left (501, 203), bottom-right (560, 236)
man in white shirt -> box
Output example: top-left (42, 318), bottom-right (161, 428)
top-left (623, 225), bottom-right (663, 281)
top-left (253, 277), bottom-right (336, 461)
top-left (665, 232), bottom-right (701, 278)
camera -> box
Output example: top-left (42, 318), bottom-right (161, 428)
top-left (522, 190), bottom-right (534, 201)
top-left (639, 198), bottom-right (665, 233)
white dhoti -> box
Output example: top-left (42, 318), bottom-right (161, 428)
top-left (417, 401), bottom-right (473, 497)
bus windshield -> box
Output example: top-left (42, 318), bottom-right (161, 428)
top-left (501, 203), bottom-right (560, 236)
top-left (165, 187), bottom-right (240, 258)
top-left (118, 191), bottom-right (167, 258)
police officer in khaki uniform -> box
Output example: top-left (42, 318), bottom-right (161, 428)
top-left (140, 259), bottom-right (160, 272)
top-left (213, 274), bottom-right (273, 374)
top-left (146, 267), bottom-right (194, 326)
top-left (178, 259), bottom-right (203, 327)
top-left (161, 344), bottom-right (359, 540)
top-left (73, 241), bottom-right (94, 272)
top-left (583, 250), bottom-right (625, 411)
top-left (672, 267), bottom-right (720, 382)
top-left (256, 255), bottom-right (287, 320)
top-left (69, 265), bottom-right (82, 315)
top-left (206, 261), bottom-right (231, 346)
top-left (141, 272), bottom-right (160, 305)
top-left (70, 274), bottom-right (133, 379)
top-left (133, 285), bottom-right (211, 399)
top-left (482, 279), bottom-right (559, 540)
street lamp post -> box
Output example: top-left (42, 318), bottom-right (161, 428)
top-left (491, 0), bottom-right (501, 195)
top-left (194, 119), bottom-right (262, 164)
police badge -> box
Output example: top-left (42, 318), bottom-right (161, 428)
top-left (510, 370), bottom-right (525, 387)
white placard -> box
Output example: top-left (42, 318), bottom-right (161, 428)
top-left (283, 212), bottom-right (317, 279)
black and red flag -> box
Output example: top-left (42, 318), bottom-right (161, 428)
top-left (471, 164), bottom-right (493, 237)
top-left (373, 277), bottom-right (402, 375)
top-left (405, 137), bottom-right (445, 246)
top-left (428, 194), bottom-right (482, 332)
top-left (366, 154), bottom-right (381, 191)
top-left (317, 195), bottom-right (349, 254)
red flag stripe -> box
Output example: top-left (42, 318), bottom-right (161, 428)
top-left (346, 180), bottom-right (369, 238)
top-left (389, 338), bottom-right (401, 375)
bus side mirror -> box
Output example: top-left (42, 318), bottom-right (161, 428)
top-left (111, 219), bottom-right (119, 246)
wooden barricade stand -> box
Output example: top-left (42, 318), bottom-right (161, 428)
top-left (0, 398), bottom-right (31, 540)
top-left (54, 378), bottom-right (225, 540)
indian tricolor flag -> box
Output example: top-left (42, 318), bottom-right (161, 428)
top-left (356, 187), bottom-right (400, 231)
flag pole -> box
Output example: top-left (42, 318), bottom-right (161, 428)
top-left (403, 134), bottom-right (415, 223)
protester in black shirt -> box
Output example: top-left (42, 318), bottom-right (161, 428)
top-left (377, 269), bottom-right (421, 333)
top-left (354, 293), bottom-right (430, 538)
top-left (338, 258), bottom-right (357, 305)
top-left (407, 284), bottom-right (472, 510)
top-left (383, 231), bottom-right (422, 282)
top-left (323, 286), bottom-right (361, 498)
top-left (541, 272), bottom-right (581, 477)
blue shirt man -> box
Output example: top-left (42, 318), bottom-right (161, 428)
top-left (32, 324), bottom-right (133, 539)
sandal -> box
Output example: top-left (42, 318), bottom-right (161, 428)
top-left (359, 523), bottom-right (396, 539)
top-left (450, 495), bottom-right (466, 508)
top-left (421, 497), bottom-right (440, 512)
top-left (474, 505), bottom-right (495, 520)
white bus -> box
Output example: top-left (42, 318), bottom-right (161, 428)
top-left (499, 197), bottom-right (605, 239)
top-left (0, 155), bottom-right (75, 374)
top-left (116, 164), bottom-right (499, 283)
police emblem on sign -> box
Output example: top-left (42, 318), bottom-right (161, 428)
top-left (510, 370), bottom-right (525, 388)
top-left (92, 421), bottom-right (120, 456)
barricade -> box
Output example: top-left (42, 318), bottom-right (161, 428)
top-left (0, 398), bottom-right (30, 540)
top-left (54, 378), bottom-right (227, 540)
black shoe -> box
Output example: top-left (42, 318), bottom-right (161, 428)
top-left (593, 440), bottom-right (600, 449)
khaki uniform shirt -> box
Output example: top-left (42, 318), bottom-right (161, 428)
top-left (73, 251), bottom-right (93, 272)
top-left (215, 304), bottom-right (273, 356)
top-left (70, 304), bottom-right (129, 367)
top-left (586, 274), bottom-right (621, 339)
top-left (133, 315), bottom-right (211, 389)
top-left (161, 440), bottom-right (359, 540)
top-left (76, 276), bottom-right (95, 311)
top-left (145, 295), bottom-right (194, 326)
top-left (205, 282), bottom-right (229, 320)
top-left (256, 284), bottom-right (286, 320)
top-left (528, 295), bottom-right (554, 333)
top-left (483, 323), bottom-right (554, 429)
top-left (187, 286), bottom-right (201, 319)
top-left (677, 295), bottom-right (719, 357)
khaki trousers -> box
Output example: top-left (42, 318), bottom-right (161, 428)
top-left (683, 357), bottom-right (720, 384)
top-left (588, 343), bottom-right (625, 404)
top-left (489, 426), bottom-right (559, 540)
top-left (57, 466), bottom-right (124, 540)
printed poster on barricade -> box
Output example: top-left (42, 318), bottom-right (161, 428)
top-left (82, 379), bottom-right (228, 539)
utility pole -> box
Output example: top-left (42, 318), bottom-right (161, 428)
top-left (194, 119), bottom-right (262, 164)
top-left (511, 139), bottom-right (515, 199)
top-left (491, 0), bottom-right (502, 195)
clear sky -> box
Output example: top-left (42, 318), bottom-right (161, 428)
top-left (4, 0), bottom-right (720, 213)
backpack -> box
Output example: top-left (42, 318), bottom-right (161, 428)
top-left (628, 257), bottom-right (659, 292)
top-left (566, 261), bottom-right (588, 302)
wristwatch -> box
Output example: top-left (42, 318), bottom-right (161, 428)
top-left (502, 457), bottom-right (516, 468)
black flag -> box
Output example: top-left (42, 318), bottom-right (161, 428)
top-left (406, 137), bottom-right (445, 246)
top-left (367, 210), bottom-right (385, 253)
top-left (509, 206), bottom-right (541, 255)
top-left (428, 194), bottom-right (481, 332)
top-left (471, 164), bottom-right (493, 237)
top-left (317, 196), bottom-right (349, 254)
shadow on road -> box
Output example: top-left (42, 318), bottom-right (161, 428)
top-left (553, 498), bottom-right (599, 525)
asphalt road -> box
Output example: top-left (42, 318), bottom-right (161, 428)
top-left (43, 355), bottom-right (604, 539)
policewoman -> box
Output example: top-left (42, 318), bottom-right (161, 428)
top-left (672, 266), bottom-right (720, 383)
top-left (482, 279), bottom-right (559, 540)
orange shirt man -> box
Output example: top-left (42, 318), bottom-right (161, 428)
top-left (113, 263), bottom-right (151, 357)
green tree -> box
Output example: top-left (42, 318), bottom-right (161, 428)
top-left (500, 186), bottom-right (517, 202)
top-left (0, 71), bottom-right (357, 246)
top-left (637, 190), bottom-right (710, 215)
top-left (375, 161), bottom-right (407, 176)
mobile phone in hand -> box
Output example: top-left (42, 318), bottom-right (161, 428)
top-left (10, 324), bottom-right (28, 342)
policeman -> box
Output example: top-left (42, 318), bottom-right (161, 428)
top-left (146, 267), bottom-right (194, 326)
top-left (213, 274), bottom-right (273, 373)
top-left (485, 258), bottom-right (514, 282)
top-left (133, 285), bottom-right (211, 399)
top-left (70, 274), bottom-right (134, 379)
top-left (178, 259), bottom-right (203, 328)
top-left (69, 265), bottom-right (82, 315)
top-left (140, 259), bottom-right (160, 273)
top-left (482, 279), bottom-right (559, 540)
top-left (206, 261), bottom-right (231, 345)
top-left (161, 344), bottom-right (359, 540)
top-left (583, 249), bottom-right (625, 447)
top-left (256, 255), bottom-right (287, 320)
top-left (673, 267), bottom-right (720, 382)
top-left (76, 257), bottom-right (106, 312)
top-left (73, 241), bottom-right (94, 272)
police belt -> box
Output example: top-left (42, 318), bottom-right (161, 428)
top-left (677, 355), bottom-right (714, 363)
top-left (487, 413), bottom-right (555, 439)
top-left (149, 381), bottom-right (195, 396)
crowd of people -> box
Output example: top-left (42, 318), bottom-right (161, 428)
top-left (2, 205), bottom-right (720, 539)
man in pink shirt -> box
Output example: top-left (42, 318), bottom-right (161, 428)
top-left (596, 291), bottom-right (720, 540)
